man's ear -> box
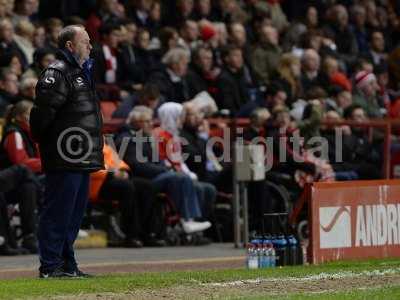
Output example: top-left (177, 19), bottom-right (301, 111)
top-left (66, 41), bottom-right (73, 50)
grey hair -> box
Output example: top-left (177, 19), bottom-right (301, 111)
top-left (162, 48), bottom-right (190, 66)
top-left (20, 77), bottom-right (37, 91)
top-left (126, 105), bottom-right (154, 124)
top-left (57, 25), bottom-right (84, 49)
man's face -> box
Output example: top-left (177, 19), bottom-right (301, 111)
top-left (184, 106), bottom-right (201, 128)
top-left (196, 48), bottom-right (213, 72)
top-left (371, 32), bottom-right (385, 52)
top-left (171, 57), bottom-right (189, 77)
top-left (0, 21), bottom-right (14, 43)
top-left (125, 24), bottom-right (137, 44)
top-left (351, 108), bottom-right (366, 122)
top-left (227, 49), bottom-right (243, 70)
top-left (0, 73), bottom-right (19, 95)
top-left (33, 26), bottom-right (45, 47)
top-left (198, 0), bottom-right (210, 14)
top-left (261, 26), bottom-right (278, 46)
top-left (40, 53), bottom-right (55, 69)
top-left (231, 24), bottom-right (246, 47)
top-left (362, 78), bottom-right (380, 98)
top-left (336, 91), bottom-right (352, 109)
top-left (184, 21), bottom-right (199, 42)
top-left (133, 114), bottom-right (153, 135)
top-left (271, 91), bottom-right (287, 107)
top-left (70, 28), bottom-right (92, 63)
top-left (303, 51), bottom-right (320, 72)
top-left (138, 31), bottom-right (150, 49)
top-left (145, 97), bottom-right (159, 110)
top-left (104, 29), bottom-right (120, 48)
top-left (23, 0), bottom-right (38, 15)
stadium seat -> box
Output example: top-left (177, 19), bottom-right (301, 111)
top-left (100, 101), bottom-right (118, 120)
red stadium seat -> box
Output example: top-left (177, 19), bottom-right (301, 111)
top-left (100, 101), bottom-right (118, 120)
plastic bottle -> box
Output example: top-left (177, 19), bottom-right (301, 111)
top-left (270, 243), bottom-right (276, 267)
top-left (287, 235), bottom-right (298, 266)
top-left (272, 235), bottom-right (288, 266)
top-left (246, 243), bottom-right (258, 269)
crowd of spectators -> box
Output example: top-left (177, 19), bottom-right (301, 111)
top-left (0, 0), bottom-right (399, 254)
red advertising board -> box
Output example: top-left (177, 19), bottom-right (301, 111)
top-left (310, 180), bottom-right (400, 264)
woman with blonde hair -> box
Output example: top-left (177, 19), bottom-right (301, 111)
top-left (275, 53), bottom-right (302, 103)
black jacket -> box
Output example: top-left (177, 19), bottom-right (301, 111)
top-left (149, 67), bottom-right (190, 103)
top-left (216, 67), bottom-right (249, 115)
top-left (115, 125), bottom-right (168, 179)
top-left (180, 126), bottom-right (207, 180)
top-left (30, 50), bottom-right (104, 172)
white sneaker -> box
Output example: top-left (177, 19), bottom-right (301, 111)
top-left (77, 230), bottom-right (89, 239)
top-left (181, 220), bottom-right (212, 234)
top-left (0, 236), bottom-right (4, 246)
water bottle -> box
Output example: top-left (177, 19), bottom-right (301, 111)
top-left (246, 243), bottom-right (258, 269)
top-left (270, 244), bottom-right (276, 267)
top-left (259, 244), bottom-right (268, 268)
top-left (272, 235), bottom-right (288, 266)
top-left (287, 235), bottom-right (298, 266)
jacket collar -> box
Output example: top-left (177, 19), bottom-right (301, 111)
top-left (56, 49), bottom-right (82, 68)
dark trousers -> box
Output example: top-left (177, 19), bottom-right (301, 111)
top-left (37, 171), bottom-right (89, 273)
top-left (98, 176), bottom-right (158, 240)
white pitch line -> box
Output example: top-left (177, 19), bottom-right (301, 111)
top-left (203, 268), bottom-right (400, 287)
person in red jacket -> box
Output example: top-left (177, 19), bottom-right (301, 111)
top-left (1, 100), bottom-right (41, 173)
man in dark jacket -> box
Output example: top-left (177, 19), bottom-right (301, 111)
top-left (216, 45), bottom-right (250, 115)
top-left (30, 25), bottom-right (104, 278)
top-left (148, 48), bottom-right (190, 103)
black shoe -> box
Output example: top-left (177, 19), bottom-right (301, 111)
top-left (144, 236), bottom-right (167, 247)
top-left (39, 267), bottom-right (75, 279)
top-left (124, 238), bottom-right (143, 248)
top-left (64, 268), bottom-right (93, 278)
top-left (21, 235), bottom-right (38, 254)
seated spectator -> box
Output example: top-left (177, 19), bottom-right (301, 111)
top-left (273, 53), bottom-right (301, 104)
top-left (0, 19), bottom-right (27, 69)
top-left (325, 5), bottom-right (358, 66)
top-left (363, 30), bottom-right (387, 68)
top-left (0, 164), bottom-right (39, 255)
top-left (22, 47), bottom-right (55, 80)
top-left (149, 48), bottom-right (190, 103)
top-left (321, 106), bottom-right (382, 180)
top-left (85, 0), bottom-right (122, 43)
top-left (13, 20), bottom-right (35, 66)
top-left (92, 22), bottom-right (122, 86)
top-left (33, 25), bottom-right (46, 49)
top-left (300, 48), bottom-right (326, 93)
top-left (1, 100), bottom-right (41, 173)
top-left (0, 67), bottom-right (20, 117)
top-left (0, 51), bottom-right (23, 78)
top-left (250, 25), bottom-right (281, 86)
top-left (115, 105), bottom-right (212, 234)
top-left (44, 18), bottom-right (63, 53)
top-left (352, 70), bottom-right (383, 118)
top-left (186, 45), bottom-right (218, 99)
top-left (112, 83), bottom-right (160, 119)
top-left (117, 23), bottom-right (150, 93)
top-left (179, 20), bottom-right (199, 52)
top-left (19, 76), bottom-right (37, 102)
top-left (126, 0), bottom-right (152, 29)
top-left (180, 102), bottom-right (226, 185)
top-left (328, 86), bottom-right (353, 116)
top-left (237, 82), bottom-right (287, 118)
top-left (216, 45), bottom-right (249, 115)
top-left (89, 143), bottom-right (166, 247)
top-left (152, 26), bottom-right (180, 62)
top-left (154, 102), bottom-right (217, 221)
